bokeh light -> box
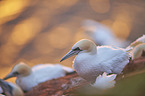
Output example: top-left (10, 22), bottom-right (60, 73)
top-left (112, 19), bottom-right (131, 40)
top-left (33, 33), bottom-right (53, 55)
top-left (0, 0), bottom-right (30, 25)
top-left (11, 17), bottom-right (42, 46)
top-left (48, 26), bottom-right (72, 49)
top-left (101, 19), bottom-right (113, 28)
top-left (89, 0), bottom-right (110, 14)
top-left (111, 4), bottom-right (132, 39)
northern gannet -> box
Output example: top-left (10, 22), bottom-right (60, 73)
top-left (91, 72), bottom-right (117, 90)
top-left (0, 79), bottom-right (24, 96)
top-left (82, 20), bottom-right (129, 47)
top-left (60, 39), bottom-right (130, 82)
top-left (3, 62), bottom-right (73, 91)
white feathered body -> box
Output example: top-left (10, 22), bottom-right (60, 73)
top-left (91, 72), bottom-right (117, 89)
top-left (16, 64), bottom-right (71, 91)
top-left (73, 46), bottom-right (130, 82)
top-left (83, 20), bottom-right (130, 47)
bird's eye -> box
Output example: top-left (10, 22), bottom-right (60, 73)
top-left (13, 72), bottom-right (19, 75)
top-left (73, 47), bottom-right (82, 51)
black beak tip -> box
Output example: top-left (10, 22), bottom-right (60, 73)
top-left (3, 76), bottom-right (10, 80)
top-left (60, 59), bottom-right (63, 62)
top-left (3, 77), bottom-right (7, 80)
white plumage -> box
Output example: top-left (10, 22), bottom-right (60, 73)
top-left (73, 45), bottom-right (130, 82)
top-left (91, 72), bottom-right (117, 90)
top-left (30, 64), bottom-right (73, 83)
top-left (61, 39), bottom-right (130, 82)
top-left (17, 64), bottom-right (68, 91)
top-left (4, 63), bottom-right (73, 91)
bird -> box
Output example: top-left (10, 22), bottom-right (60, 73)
top-left (60, 39), bottom-right (130, 83)
top-left (0, 79), bottom-right (24, 96)
top-left (82, 20), bottom-right (130, 47)
top-left (91, 72), bottom-right (117, 90)
top-left (3, 62), bottom-right (73, 91)
top-left (131, 43), bottom-right (145, 59)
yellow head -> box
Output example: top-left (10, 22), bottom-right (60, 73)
top-left (72, 39), bottom-right (96, 52)
top-left (60, 39), bottom-right (96, 62)
top-left (4, 62), bottom-right (32, 80)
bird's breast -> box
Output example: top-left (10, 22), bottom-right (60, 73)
top-left (73, 53), bottom-right (101, 82)
top-left (16, 74), bottom-right (37, 91)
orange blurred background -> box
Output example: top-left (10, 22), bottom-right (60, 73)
top-left (0, 0), bottom-right (145, 82)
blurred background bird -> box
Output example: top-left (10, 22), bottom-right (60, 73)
top-left (82, 19), bottom-right (130, 47)
top-left (3, 62), bottom-right (73, 91)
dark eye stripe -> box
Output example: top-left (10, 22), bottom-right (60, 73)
top-left (13, 72), bottom-right (19, 75)
top-left (73, 47), bottom-right (82, 51)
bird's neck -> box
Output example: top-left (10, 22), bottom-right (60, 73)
top-left (88, 45), bottom-right (97, 55)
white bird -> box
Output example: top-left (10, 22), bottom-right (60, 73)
top-left (0, 79), bottom-right (24, 96)
top-left (91, 72), bottom-right (117, 90)
top-left (3, 62), bottom-right (73, 91)
top-left (60, 39), bottom-right (130, 82)
top-left (82, 20), bottom-right (130, 47)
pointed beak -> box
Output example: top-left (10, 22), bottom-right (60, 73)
top-left (0, 79), bottom-right (12, 93)
top-left (60, 50), bottom-right (81, 62)
top-left (3, 72), bottom-right (15, 80)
